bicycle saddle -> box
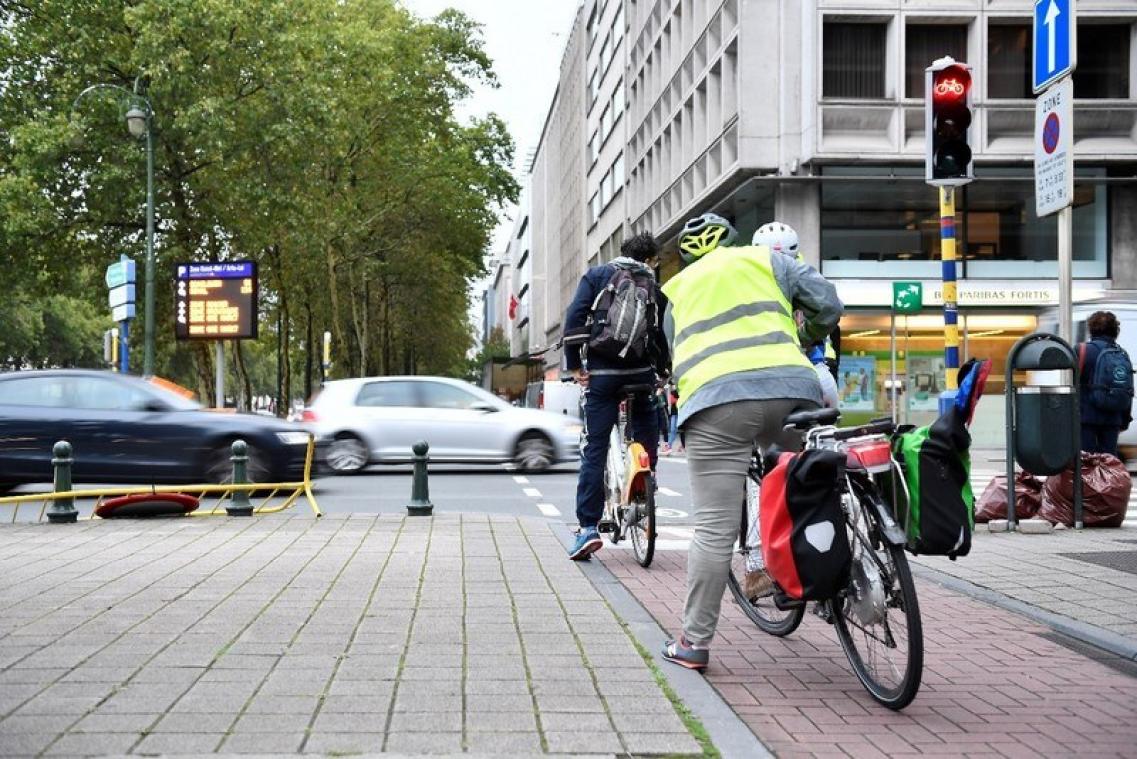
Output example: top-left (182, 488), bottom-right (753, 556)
top-left (783, 407), bottom-right (840, 430)
top-left (620, 383), bottom-right (657, 397)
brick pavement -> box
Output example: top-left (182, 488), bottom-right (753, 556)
top-left (0, 515), bottom-right (702, 757)
top-left (601, 547), bottom-right (1137, 758)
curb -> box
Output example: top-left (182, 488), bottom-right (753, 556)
top-left (550, 523), bottom-right (772, 759)
top-left (910, 563), bottom-right (1137, 662)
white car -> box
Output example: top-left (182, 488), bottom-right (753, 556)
top-left (304, 376), bottom-right (583, 473)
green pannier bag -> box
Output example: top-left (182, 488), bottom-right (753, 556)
top-left (891, 406), bottom-right (974, 560)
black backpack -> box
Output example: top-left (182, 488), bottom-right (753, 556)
top-left (1081, 341), bottom-right (1135, 413)
top-left (587, 265), bottom-right (658, 362)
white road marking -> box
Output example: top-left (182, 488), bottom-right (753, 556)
top-left (513, 476), bottom-right (530, 484)
top-left (656, 508), bottom-right (689, 519)
top-left (523, 487), bottom-right (542, 498)
top-left (658, 487), bottom-right (682, 497)
top-left (536, 503), bottom-right (561, 517)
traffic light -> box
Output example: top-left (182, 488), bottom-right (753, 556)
top-left (925, 57), bottom-right (973, 186)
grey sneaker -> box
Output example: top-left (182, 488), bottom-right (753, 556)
top-left (662, 637), bottom-right (709, 671)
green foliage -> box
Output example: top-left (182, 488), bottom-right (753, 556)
top-left (0, 0), bottom-right (517, 406)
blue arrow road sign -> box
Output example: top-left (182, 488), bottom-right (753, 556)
top-left (1033, 0), bottom-right (1075, 94)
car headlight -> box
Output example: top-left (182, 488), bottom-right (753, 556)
top-left (275, 432), bottom-right (311, 445)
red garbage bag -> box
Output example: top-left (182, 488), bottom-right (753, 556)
top-left (975, 472), bottom-right (1043, 522)
top-left (1039, 453), bottom-right (1131, 528)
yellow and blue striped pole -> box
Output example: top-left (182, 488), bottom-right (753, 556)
top-left (939, 187), bottom-right (960, 410)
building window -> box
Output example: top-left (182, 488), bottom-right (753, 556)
top-left (905, 23), bottom-right (967, 98)
top-left (589, 130), bottom-right (600, 165)
top-left (988, 23), bottom-right (1030, 99)
top-left (823, 21), bottom-right (887, 98)
top-left (600, 104), bottom-right (613, 141)
top-left (612, 80), bottom-right (625, 115)
top-left (588, 69), bottom-right (600, 109)
top-left (819, 166), bottom-right (1108, 279)
top-left (589, 192), bottom-right (601, 225)
top-left (1074, 25), bottom-right (1131, 99)
top-left (613, 153), bottom-right (625, 187)
top-left (600, 34), bottom-right (613, 73)
top-left (613, 2), bottom-right (625, 48)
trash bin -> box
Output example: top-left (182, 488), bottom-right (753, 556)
top-left (1013, 386), bottom-right (1075, 476)
top-left (1005, 332), bottom-right (1083, 528)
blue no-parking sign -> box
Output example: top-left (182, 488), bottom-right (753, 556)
top-left (1033, 0), bottom-right (1076, 94)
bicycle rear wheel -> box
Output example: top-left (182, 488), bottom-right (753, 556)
top-left (726, 466), bottom-right (804, 636)
top-left (830, 497), bottom-right (923, 710)
top-left (628, 474), bottom-right (656, 567)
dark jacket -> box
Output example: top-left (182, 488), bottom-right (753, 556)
top-left (1079, 337), bottom-right (1131, 427)
top-left (563, 258), bottom-right (671, 374)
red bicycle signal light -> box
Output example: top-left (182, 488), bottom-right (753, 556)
top-left (925, 59), bottom-right (974, 186)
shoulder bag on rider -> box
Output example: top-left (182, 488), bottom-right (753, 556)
top-left (759, 449), bottom-right (851, 601)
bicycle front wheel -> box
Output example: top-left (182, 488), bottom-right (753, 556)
top-left (628, 475), bottom-right (656, 567)
top-left (830, 537), bottom-right (923, 710)
top-left (726, 466), bottom-right (804, 636)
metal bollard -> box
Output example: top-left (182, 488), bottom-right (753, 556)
top-left (405, 441), bottom-right (434, 516)
top-left (226, 440), bottom-right (253, 517)
top-left (47, 441), bottom-right (78, 524)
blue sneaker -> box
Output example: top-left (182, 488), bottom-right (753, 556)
top-left (569, 527), bottom-right (602, 561)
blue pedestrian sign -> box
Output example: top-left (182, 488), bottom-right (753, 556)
top-left (1033, 0), bottom-right (1076, 94)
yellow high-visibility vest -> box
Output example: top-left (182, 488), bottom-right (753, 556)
top-left (662, 245), bottom-right (809, 406)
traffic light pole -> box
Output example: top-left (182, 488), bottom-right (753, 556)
top-left (939, 186), bottom-right (960, 408)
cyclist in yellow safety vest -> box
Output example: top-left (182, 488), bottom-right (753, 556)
top-left (660, 212), bottom-right (843, 672)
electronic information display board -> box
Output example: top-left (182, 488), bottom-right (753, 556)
top-left (174, 261), bottom-right (258, 340)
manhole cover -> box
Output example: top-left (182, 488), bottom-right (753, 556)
top-left (1059, 550), bottom-right (1137, 575)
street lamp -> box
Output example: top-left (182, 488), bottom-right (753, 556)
top-left (72, 79), bottom-right (157, 377)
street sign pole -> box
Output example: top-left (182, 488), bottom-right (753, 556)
top-left (119, 319), bottom-right (130, 374)
top-left (215, 342), bottom-right (225, 409)
top-left (890, 312), bottom-right (898, 424)
top-left (1058, 206), bottom-right (1073, 342)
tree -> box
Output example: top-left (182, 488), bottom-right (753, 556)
top-left (0, 0), bottom-right (517, 405)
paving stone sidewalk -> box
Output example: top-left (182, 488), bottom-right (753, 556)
top-left (0, 515), bottom-right (703, 757)
top-left (602, 547), bottom-right (1137, 758)
top-left (911, 524), bottom-right (1137, 651)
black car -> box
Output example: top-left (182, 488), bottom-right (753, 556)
top-left (0, 370), bottom-right (316, 491)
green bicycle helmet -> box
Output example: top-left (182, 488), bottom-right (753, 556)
top-left (678, 213), bottom-right (738, 263)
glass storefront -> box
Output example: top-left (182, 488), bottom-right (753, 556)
top-left (820, 167), bottom-right (1109, 280)
top-left (836, 312), bottom-right (1037, 433)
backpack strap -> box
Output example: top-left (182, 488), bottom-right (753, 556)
top-left (1078, 342), bottom-right (1087, 378)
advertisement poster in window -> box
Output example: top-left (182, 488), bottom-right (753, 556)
top-left (907, 355), bottom-right (946, 411)
top-left (838, 357), bottom-right (876, 411)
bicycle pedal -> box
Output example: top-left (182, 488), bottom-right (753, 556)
top-left (597, 520), bottom-right (617, 534)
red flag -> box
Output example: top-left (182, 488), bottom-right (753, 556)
top-left (508, 294), bottom-right (519, 321)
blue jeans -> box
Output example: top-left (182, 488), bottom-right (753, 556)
top-left (668, 414), bottom-right (679, 447)
top-left (575, 371), bottom-right (658, 528)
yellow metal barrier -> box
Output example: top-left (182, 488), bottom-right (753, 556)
top-left (0, 436), bottom-right (321, 523)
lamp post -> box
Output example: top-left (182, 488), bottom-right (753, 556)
top-left (73, 79), bottom-right (156, 376)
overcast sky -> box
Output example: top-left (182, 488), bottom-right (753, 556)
top-left (401, 0), bottom-right (582, 256)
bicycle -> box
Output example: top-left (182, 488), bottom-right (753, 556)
top-left (727, 407), bottom-right (923, 710)
top-left (595, 383), bottom-right (657, 568)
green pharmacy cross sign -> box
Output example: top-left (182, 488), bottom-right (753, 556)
top-left (893, 281), bottom-right (923, 314)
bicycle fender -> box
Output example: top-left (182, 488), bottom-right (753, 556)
top-left (865, 490), bottom-right (907, 546)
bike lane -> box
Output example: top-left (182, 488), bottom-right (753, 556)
top-left (600, 547), bottom-right (1137, 757)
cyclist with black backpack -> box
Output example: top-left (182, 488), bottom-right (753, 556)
top-left (1078, 310), bottom-right (1134, 458)
top-left (562, 232), bottom-right (671, 561)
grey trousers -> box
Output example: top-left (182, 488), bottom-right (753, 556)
top-left (681, 398), bottom-right (815, 646)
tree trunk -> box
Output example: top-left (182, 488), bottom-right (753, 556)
top-left (304, 301), bottom-right (313, 402)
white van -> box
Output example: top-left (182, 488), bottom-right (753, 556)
top-left (1037, 298), bottom-right (1137, 467)
top-left (525, 380), bottom-right (583, 419)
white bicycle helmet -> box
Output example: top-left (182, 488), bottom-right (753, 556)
top-left (753, 221), bottom-right (800, 259)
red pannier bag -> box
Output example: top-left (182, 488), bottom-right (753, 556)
top-left (759, 449), bottom-right (851, 601)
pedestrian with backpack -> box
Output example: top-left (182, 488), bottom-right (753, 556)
top-left (1078, 311), bottom-right (1134, 458)
top-left (562, 232), bottom-right (671, 560)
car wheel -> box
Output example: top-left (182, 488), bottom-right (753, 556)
top-left (327, 434), bottom-right (368, 474)
top-left (515, 431), bottom-right (554, 472)
top-left (206, 441), bottom-right (271, 484)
